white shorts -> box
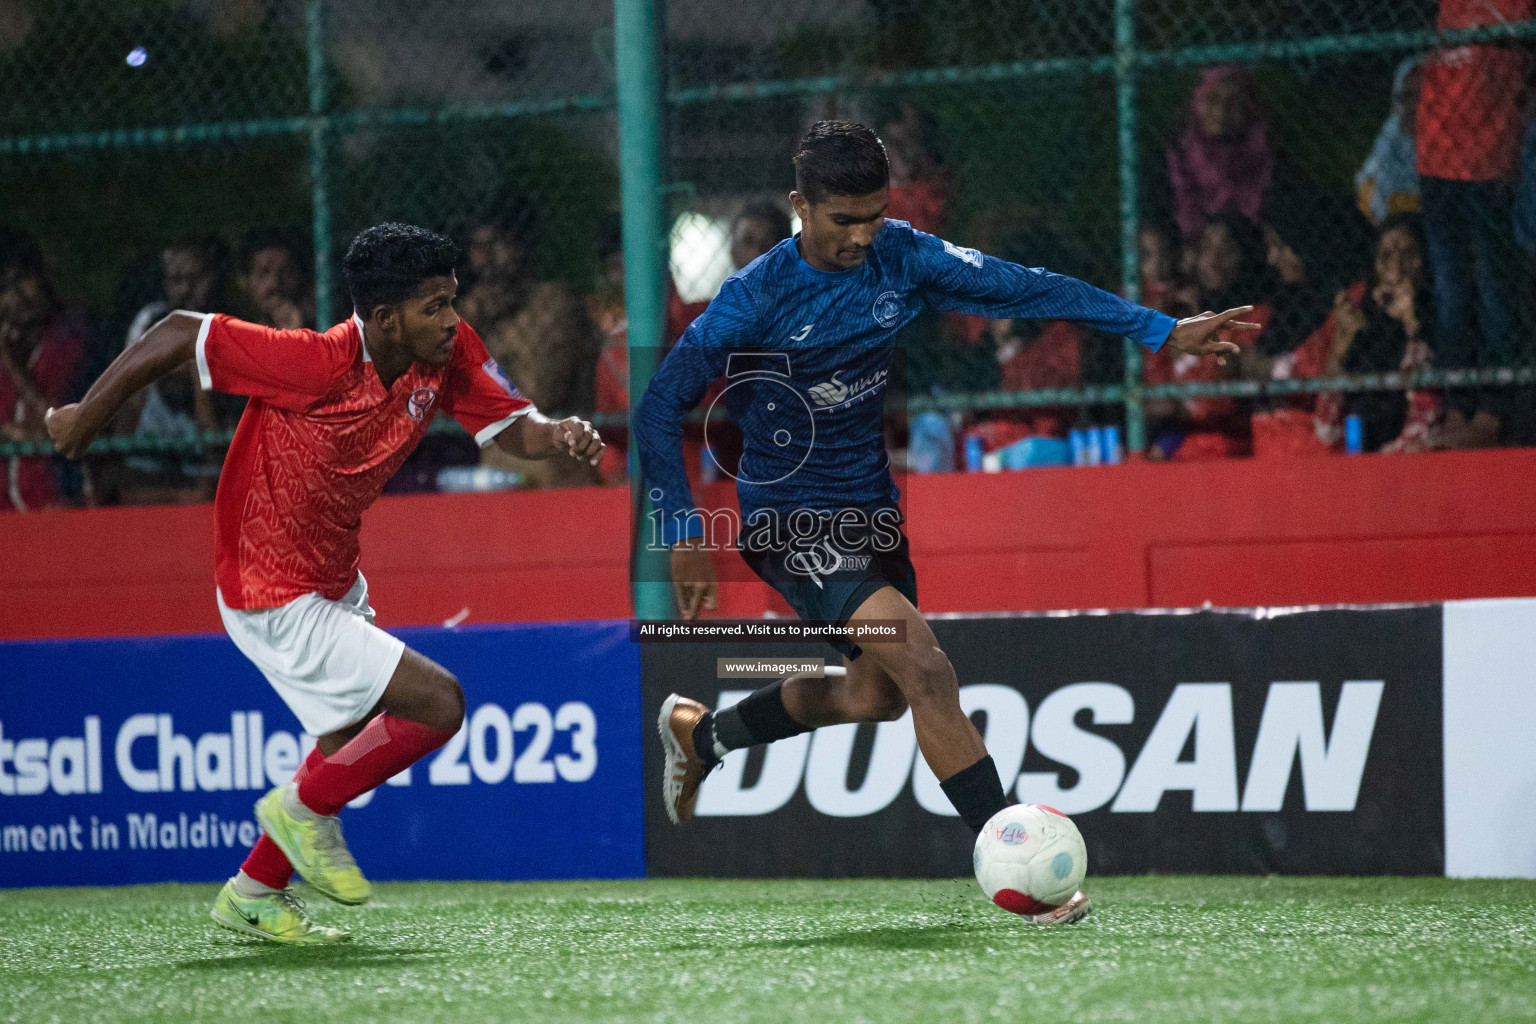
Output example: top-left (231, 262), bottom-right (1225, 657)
top-left (217, 573), bottom-right (405, 737)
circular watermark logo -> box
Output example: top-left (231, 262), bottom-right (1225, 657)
top-left (703, 375), bottom-right (816, 486)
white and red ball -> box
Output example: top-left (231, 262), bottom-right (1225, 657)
top-left (973, 804), bottom-right (1088, 916)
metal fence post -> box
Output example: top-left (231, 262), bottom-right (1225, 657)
top-left (1115, 0), bottom-right (1146, 455)
top-left (306, 0), bottom-right (334, 328)
top-left (616, 0), bottom-right (674, 619)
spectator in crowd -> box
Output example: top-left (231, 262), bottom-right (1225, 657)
top-left (1259, 196), bottom-right (1371, 367)
top-left (111, 237), bottom-right (233, 504)
top-left (1138, 218), bottom-right (1194, 318)
top-left (588, 213), bottom-right (716, 403)
top-left (879, 101), bottom-right (952, 235)
top-left (236, 226), bottom-right (314, 329)
top-left (1416, 0), bottom-right (1533, 449)
top-left (464, 214), bottom-right (601, 489)
top-left (1517, 112), bottom-right (1536, 257)
top-left (730, 200), bottom-right (793, 273)
top-left (1167, 64), bottom-right (1274, 245)
top-left (0, 227), bottom-right (88, 511)
top-left (1356, 56), bottom-right (1425, 226)
top-left (956, 220), bottom-right (1097, 454)
top-left (984, 317), bottom-right (1085, 441)
top-left (1282, 213), bottom-right (1438, 454)
top-left (591, 205), bottom-right (761, 486)
top-left (1144, 213), bottom-right (1275, 460)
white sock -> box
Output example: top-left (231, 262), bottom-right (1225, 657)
top-left (282, 780), bottom-right (324, 821)
top-left (231, 871), bottom-right (281, 899)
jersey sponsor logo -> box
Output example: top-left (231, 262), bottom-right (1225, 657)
top-left (481, 357), bottom-right (524, 400)
top-left (806, 367), bottom-right (889, 410)
top-left (406, 386), bottom-right (438, 421)
top-left (807, 372), bottom-right (848, 407)
top-left (943, 239), bottom-right (984, 268)
top-left (871, 290), bottom-right (904, 328)
top-left (789, 323), bottom-right (815, 342)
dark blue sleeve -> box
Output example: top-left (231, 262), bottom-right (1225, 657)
top-left (907, 226), bottom-right (1176, 351)
top-left (633, 277), bottom-right (755, 545)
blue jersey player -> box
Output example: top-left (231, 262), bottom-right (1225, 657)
top-left (638, 122), bottom-right (1256, 923)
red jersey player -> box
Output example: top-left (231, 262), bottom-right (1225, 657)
top-left (45, 223), bottom-right (604, 943)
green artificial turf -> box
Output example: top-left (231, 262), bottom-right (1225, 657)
top-left (1, 876), bottom-right (1533, 1023)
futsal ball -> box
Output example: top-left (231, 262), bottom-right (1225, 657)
top-left (973, 804), bottom-right (1088, 916)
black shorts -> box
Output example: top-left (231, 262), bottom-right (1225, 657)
top-left (738, 517), bottom-right (918, 660)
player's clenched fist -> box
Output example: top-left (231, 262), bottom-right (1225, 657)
top-left (553, 416), bottom-right (604, 466)
top-left (44, 404), bottom-right (89, 459)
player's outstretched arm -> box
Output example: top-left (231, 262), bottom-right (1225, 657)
top-left (909, 226), bottom-right (1256, 361)
top-left (494, 410), bottom-right (604, 466)
top-left (45, 310), bottom-right (205, 459)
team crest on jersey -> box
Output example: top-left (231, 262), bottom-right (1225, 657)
top-left (481, 357), bottom-right (524, 399)
top-left (407, 386), bottom-right (438, 421)
top-left (872, 290), bottom-right (903, 328)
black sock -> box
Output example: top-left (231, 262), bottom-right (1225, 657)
top-left (939, 755), bottom-right (1009, 833)
top-left (694, 680), bottom-right (809, 768)
top-left (691, 713), bottom-right (722, 769)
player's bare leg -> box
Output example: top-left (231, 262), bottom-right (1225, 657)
top-left (659, 586), bottom-right (1088, 922)
top-left (660, 648), bottom-right (893, 822)
top-left (254, 648), bottom-right (463, 905)
top-left (663, 587), bottom-right (990, 824)
top-left (842, 588), bottom-right (1087, 924)
top-left (659, 662), bottom-right (875, 825)
top-left (779, 653), bottom-right (908, 727)
top-left (838, 586), bottom-right (986, 780)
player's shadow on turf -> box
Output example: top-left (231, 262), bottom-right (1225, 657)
top-left (668, 923), bottom-right (998, 953)
top-left (176, 945), bottom-right (441, 970)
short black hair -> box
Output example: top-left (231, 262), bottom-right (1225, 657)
top-left (1203, 212), bottom-right (1273, 299)
top-left (166, 234), bottom-right (229, 270)
top-left (237, 225), bottom-right (310, 275)
top-left (343, 223), bottom-right (459, 313)
top-left (735, 199), bottom-right (792, 243)
top-left (1376, 211), bottom-right (1426, 254)
top-left (793, 121), bottom-right (888, 204)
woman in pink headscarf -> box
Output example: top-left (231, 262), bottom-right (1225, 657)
top-left (1167, 64), bottom-right (1275, 242)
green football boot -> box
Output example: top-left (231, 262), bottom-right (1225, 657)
top-left (210, 880), bottom-right (350, 944)
top-left (253, 784), bottom-right (372, 906)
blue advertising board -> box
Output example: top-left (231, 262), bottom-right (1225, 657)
top-left (0, 620), bottom-right (642, 887)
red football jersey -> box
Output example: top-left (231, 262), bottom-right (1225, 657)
top-left (1416, 0), bottom-right (1533, 181)
top-left (197, 313), bottom-right (532, 609)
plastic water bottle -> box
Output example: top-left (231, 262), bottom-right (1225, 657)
top-left (1069, 428), bottom-right (1090, 467)
top-left (908, 412), bottom-right (955, 474)
top-left (435, 466), bottom-right (522, 492)
top-left (1102, 425), bottom-right (1123, 465)
top-left (964, 435), bottom-right (985, 472)
top-left (1344, 415), bottom-right (1364, 455)
top-left (1085, 427), bottom-right (1105, 466)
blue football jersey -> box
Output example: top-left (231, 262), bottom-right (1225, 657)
top-left (634, 219), bottom-right (1176, 544)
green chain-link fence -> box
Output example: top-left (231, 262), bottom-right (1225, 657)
top-left (2, 0), bottom-right (1534, 500)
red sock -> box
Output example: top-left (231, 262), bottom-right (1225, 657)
top-left (296, 714), bottom-right (455, 816)
top-left (240, 835), bottom-right (294, 889)
top-left (239, 746), bottom-right (325, 888)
